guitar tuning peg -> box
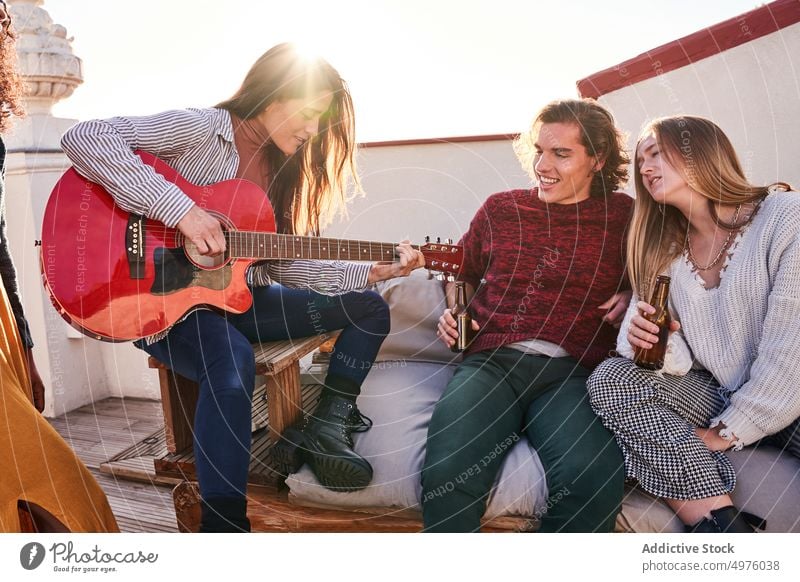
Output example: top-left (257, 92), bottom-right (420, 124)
top-left (427, 269), bottom-right (434, 280)
top-left (435, 273), bottom-right (446, 282)
top-left (446, 238), bottom-right (453, 245)
top-left (436, 237), bottom-right (441, 244)
top-left (425, 235), bottom-right (430, 243)
top-left (447, 274), bottom-right (455, 282)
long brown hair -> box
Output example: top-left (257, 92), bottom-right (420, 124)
top-left (217, 43), bottom-right (358, 235)
top-left (628, 115), bottom-right (790, 297)
top-left (515, 98), bottom-right (629, 198)
top-left (0, 1), bottom-right (24, 133)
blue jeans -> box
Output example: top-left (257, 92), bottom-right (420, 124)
top-left (138, 285), bottom-right (390, 499)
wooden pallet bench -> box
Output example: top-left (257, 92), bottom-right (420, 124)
top-left (147, 334), bottom-right (336, 486)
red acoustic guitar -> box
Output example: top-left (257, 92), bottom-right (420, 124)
top-left (40, 152), bottom-right (463, 342)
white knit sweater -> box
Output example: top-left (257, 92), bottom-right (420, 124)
top-left (619, 190), bottom-right (800, 449)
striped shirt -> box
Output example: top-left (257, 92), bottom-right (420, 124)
top-left (60, 107), bottom-right (372, 293)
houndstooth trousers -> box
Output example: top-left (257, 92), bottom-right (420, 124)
top-left (587, 357), bottom-right (800, 500)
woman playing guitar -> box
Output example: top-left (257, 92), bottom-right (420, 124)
top-left (60, 43), bottom-right (425, 532)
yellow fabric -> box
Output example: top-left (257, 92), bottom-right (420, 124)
top-left (0, 279), bottom-right (118, 532)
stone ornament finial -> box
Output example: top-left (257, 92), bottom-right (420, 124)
top-left (9, 0), bottom-right (83, 115)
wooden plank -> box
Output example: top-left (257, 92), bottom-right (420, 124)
top-left (265, 361), bottom-right (303, 440)
top-left (48, 412), bottom-right (161, 444)
top-left (114, 518), bottom-right (176, 533)
top-left (289, 497), bottom-right (537, 532)
top-left (158, 368), bottom-right (199, 454)
top-left (100, 458), bottom-right (181, 488)
top-left (79, 397), bottom-right (164, 416)
top-left (88, 470), bottom-right (178, 533)
top-left (253, 332), bottom-right (338, 374)
top-left (105, 428), bottom-right (168, 462)
top-left (171, 481), bottom-right (529, 533)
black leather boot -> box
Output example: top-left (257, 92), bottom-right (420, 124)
top-left (199, 497), bottom-right (251, 533)
top-left (686, 506), bottom-right (766, 533)
top-left (292, 394), bottom-right (374, 491)
top-left (272, 424), bottom-right (306, 479)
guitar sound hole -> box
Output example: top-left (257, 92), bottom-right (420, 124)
top-left (184, 241), bottom-right (229, 269)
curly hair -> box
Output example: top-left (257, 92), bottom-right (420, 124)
top-left (0, 6), bottom-right (24, 133)
top-left (515, 98), bottom-right (629, 198)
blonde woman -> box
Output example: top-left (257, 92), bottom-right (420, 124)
top-left (587, 115), bottom-right (800, 533)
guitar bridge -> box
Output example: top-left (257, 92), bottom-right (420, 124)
top-left (126, 214), bottom-right (146, 279)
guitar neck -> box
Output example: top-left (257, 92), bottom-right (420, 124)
top-left (225, 231), bottom-right (404, 262)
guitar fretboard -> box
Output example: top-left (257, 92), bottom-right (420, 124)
top-left (225, 232), bottom-right (404, 262)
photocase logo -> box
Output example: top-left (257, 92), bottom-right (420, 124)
top-left (20, 542), bottom-right (46, 570)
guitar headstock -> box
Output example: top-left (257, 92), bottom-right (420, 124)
top-left (420, 236), bottom-right (464, 279)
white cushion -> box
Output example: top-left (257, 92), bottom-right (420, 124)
top-left (373, 270), bottom-right (456, 364)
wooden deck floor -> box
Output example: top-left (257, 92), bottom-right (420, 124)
top-left (48, 397), bottom-right (179, 533)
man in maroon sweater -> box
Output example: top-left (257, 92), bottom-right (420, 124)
top-left (422, 99), bottom-right (633, 532)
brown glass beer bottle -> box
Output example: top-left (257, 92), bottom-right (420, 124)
top-left (451, 281), bottom-right (473, 353)
top-left (634, 275), bottom-right (671, 370)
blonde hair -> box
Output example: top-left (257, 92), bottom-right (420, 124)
top-left (628, 115), bottom-right (790, 297)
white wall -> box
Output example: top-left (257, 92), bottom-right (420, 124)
top-left (326, 139), bottom-right (530, 242)
top-left (598, 22), bottom-right (800, 193)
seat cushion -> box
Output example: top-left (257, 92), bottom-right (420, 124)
top-left (372, 270), bottom-right (457, 364)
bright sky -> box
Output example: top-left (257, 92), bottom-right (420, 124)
top-left (43, 0), bottom-right (761, 142)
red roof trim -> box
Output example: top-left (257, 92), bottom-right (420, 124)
top-left (577, 0), bottom-right (800, 99)
top-left (359, 133), bottom-right (518, 148)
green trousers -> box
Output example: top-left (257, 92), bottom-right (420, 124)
top-left (421, 348), bottom-right (624, 532)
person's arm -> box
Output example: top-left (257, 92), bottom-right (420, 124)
top-left (709, 229), bottom-right (800, 449)
top-left (60, 109), bottom-right (216, 228)
top-left (25, 349), bottom-right (45, 413)
top-left (250, 241), bottom-right (423, 295)
top-left (599, 290), bottom-right (632, 328)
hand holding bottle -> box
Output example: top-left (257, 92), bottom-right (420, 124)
top-left (631, 275), bottom-right (680, 369)
top-left (628, 301), bottom-right (681, 350)
top-left (437, 308), bottom-right (480, 349)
